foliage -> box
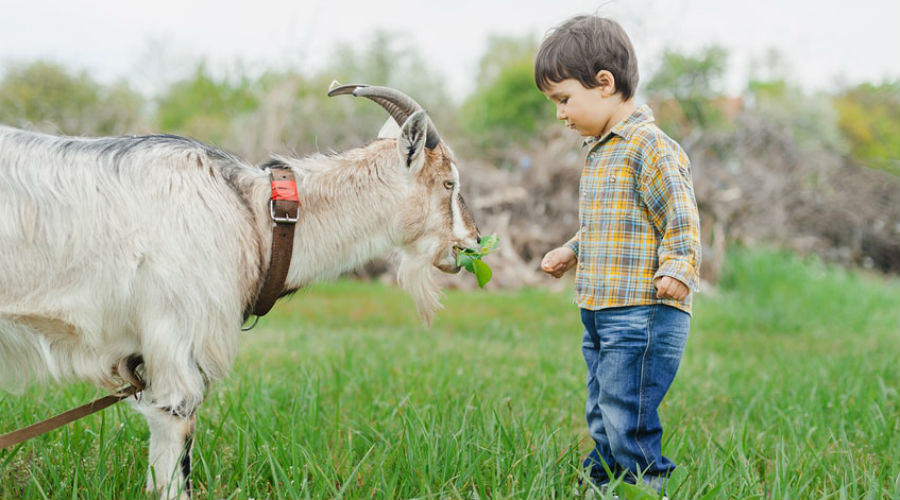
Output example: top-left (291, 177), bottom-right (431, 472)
top-left (215, 31), bottom-right (459, 162)
top-left (744, 49), bottom-right (847, 155)
top-left (1, 248), bottom-right (897, 499)
top-left (833, 80), bottom-right (900, 175)
top-left (746, 80), bottom-right (847, 154)
top-left (460, 36), bottom-right (555, 148)
top-left (155, 63), bottom-right (259, 144)
top-left (644, 45), bottom-right (731, 141)
top-left (473, 34), bottom-right (537, 89)
top-left (324, 31), bottom-right (457, 140)
top-left (456, 234), bottom-right (499, 288)
top-left (0, 61), bottom-right (144, 135)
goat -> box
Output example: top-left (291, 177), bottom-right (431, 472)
top-left (0, 85), bottom-right (480, 499)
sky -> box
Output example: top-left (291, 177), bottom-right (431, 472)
top-left (1, 0), bottom-right (898, 101)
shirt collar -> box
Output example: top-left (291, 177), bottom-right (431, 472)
top-left (582, 104), bottom-right (655, 148)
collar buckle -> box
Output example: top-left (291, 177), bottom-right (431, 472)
top-left (269, 199), bottom-right (299, 224)
top-left (267, 168), bottom-right (300, 224)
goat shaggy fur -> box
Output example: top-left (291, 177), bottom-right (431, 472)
top-left (0, 106), bottom-right (478, 498)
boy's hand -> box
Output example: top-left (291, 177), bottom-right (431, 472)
top-left (541, 247), bottom-right (577, 278)
top-left (655, 276), bottom-right (689, 300)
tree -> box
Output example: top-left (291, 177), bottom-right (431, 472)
top-left (155, 63), bottom-right (259, 144)
top-left (744, 48), bottom-right (846, 155)
top-left (0, 61), bottom-right (144, 135)
top-left (460, 35), bottom-right (555, 151)
top-left (833, 81), bottom-right (900, 176)
top-left (177, 31), bottom-right (455, 161)
top-left (322, 30), bottom-right (456, 145)
top-left (644, 46), bottom-right (730, 143)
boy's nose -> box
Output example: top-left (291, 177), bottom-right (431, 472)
top-left (556, 107), bottom-right (565, 120)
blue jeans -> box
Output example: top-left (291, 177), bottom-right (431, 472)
top-left (580, 305), bottom-right (689, 490)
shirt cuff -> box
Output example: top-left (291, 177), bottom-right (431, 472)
top-left (655, 259), bottom-right (699, 292)
top-left (565, 240), bottom-right (579, 258)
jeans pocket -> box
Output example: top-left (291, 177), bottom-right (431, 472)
top-left (650, 305), bottom-right (690, 360)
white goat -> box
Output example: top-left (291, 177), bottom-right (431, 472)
top-left (0, 85), bottom-right (480, 498)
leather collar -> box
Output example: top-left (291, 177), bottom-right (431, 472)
top-left (251, 165), bottom-right (300, 318)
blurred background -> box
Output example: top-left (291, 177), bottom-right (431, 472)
top-left (1, 0), bottom-right (898, 289)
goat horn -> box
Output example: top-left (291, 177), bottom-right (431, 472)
top-left (328, 84), bottom-right (441, 149)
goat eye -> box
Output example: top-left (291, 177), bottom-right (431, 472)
top-left (443, 180), bottom-right (455, 190)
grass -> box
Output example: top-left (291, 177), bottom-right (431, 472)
top-left (1, 247), bottom-right (898, 499)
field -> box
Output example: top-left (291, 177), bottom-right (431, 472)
top-left (1, 248), bottom-right (898, 499)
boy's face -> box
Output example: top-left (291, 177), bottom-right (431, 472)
top-left (541, 77), bottom-right (622, 138)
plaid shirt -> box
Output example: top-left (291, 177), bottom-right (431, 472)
top-left (566, 105), bottom-right (701, 314)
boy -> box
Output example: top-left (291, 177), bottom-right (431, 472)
top-left (534, 15), bottom-right (701, 495)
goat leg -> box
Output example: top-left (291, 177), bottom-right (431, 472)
top-left (137, 403), bottom-right (197, 500)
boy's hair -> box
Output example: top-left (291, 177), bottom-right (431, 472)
top-left (534, 16), bottom-right (639, 100)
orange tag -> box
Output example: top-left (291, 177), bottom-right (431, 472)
top-left (271, 180), bottom-right (299, 202)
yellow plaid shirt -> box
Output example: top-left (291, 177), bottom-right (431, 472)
top-left (566, 105), bottom-right (701, 314)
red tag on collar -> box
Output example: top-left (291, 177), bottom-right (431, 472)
top-left (271, 179), bottom-right (299, 203)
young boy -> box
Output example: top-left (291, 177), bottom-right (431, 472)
top-left (534, 15), bottom-right (701, 494)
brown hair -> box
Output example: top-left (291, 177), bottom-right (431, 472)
top-left (534, 16), bottom-right (639, 100)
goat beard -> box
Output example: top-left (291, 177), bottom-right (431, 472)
top-left (396, 249), bottom-right (443, 326)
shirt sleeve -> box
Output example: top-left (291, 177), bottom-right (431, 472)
top-left (640, 148), bottom-right (702, 292)
top-left (565, 231), bottom-right (580, 257)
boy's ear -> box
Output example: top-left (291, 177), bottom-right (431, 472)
top-left (594, 70), bottom-right (616, 97)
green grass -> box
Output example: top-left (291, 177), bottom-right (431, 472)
top-left (1, 248), bottom-right (898, 499)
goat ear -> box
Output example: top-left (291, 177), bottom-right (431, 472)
top-left (398, 110), bottom-right (428, 174)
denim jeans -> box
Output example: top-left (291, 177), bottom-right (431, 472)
top-left (580, 305), bottom-right (689, 490)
